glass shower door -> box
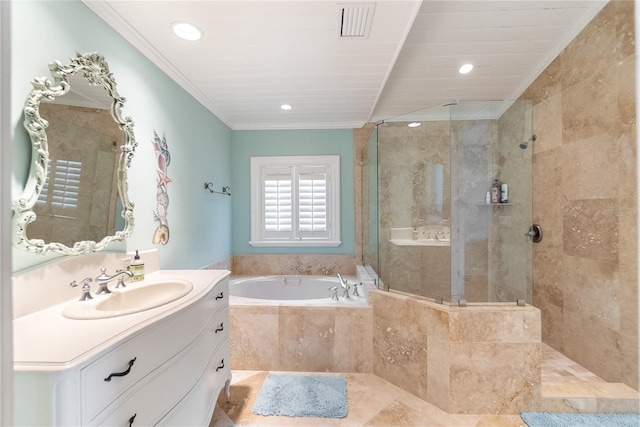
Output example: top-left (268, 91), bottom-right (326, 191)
top-left (450, 100), bottom-right (533, 304)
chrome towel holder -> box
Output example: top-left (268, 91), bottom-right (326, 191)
top-left (204, 182), bottom-right (231, 196)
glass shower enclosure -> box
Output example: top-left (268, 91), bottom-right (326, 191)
top-left (365, 100), bottom-right (533, 305)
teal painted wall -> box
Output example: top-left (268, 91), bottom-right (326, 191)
top-left (231, 129), bottom-right (355, 255)
top-left (11, 0), bottom-right (232, 272)
top-left (10, 1), bottom-right (356, 273)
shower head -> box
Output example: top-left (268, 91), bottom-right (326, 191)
top-left (519, 134), bottom-right (537, 150)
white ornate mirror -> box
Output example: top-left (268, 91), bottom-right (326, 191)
top-left (13, 53), bottom-right (136, 255)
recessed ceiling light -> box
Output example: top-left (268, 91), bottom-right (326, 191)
top-left (408, 122), bottom-right (421, 128)
top-left (172, 22), bottom-right (202, 41)
top-left (280, 104), bottom-right (292, 111)
top-left (459, 63), bottom-right (474, 74)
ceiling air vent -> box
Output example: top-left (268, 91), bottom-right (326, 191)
top-left (339, 3), bottom-right (375, 38)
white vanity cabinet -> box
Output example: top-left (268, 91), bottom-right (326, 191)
top-left (13, 271), bottom-right (231, 427)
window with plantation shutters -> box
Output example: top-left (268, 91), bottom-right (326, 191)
top-left (35, 158), bottom-right (81, 218)
top-left (250, 155), bottom-right (341, 247)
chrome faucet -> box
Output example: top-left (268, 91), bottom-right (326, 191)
top-left (70, 278), bottom-right (94, 301)
top-left (95, 267), bottom-right (134, 294)
top-left (336, 274), bottom-right (350, 299)
top-left (352, 281), bottom-right (362, 297)
top-left (328, 286), bottom-right (339, 301)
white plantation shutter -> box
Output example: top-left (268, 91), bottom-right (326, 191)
top-left (250, 155), bottom-right (340, 247)
top-left (51, 160), bottom-right (81, 209)
top-left (298, 168), bottom-right (328, 237)
top-left (35, 159), bottom-right (81, 217)
top-left (263, 167), bottom-right (292, 238)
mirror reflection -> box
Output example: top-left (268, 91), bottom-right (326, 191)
top-left (28, 76), bottom-right (123, 246)
top-left (13, 53), bottom-right (136, 255)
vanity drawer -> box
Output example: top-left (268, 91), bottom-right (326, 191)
top-left (89, 318), bottom-right (229, 426)
top-left (157, 344), bottom-right (230, 426)
top-left (81, 282), bottom-right (226, 422)
top-left (209, 278), bottom-right (229, 314)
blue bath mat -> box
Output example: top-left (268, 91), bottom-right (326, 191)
top-left (252, 374), bottom-right (347, 418)
top-left (522, 412), bottom-right (640, 427)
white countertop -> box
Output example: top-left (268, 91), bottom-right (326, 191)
top-left (13, 269), bottom-right (230, 372)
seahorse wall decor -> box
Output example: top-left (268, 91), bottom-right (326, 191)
top-left (152, 130), bottom-right (171, 245)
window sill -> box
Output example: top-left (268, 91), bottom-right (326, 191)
top-left (249, 240), bottom-right (342, 248)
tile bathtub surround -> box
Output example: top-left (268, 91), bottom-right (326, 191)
top-left (229, 304), bottom-right (373, 373)
top-left (232, 254), bottom-right (358, 276)
top-left (371, 289), bottom-right (541, 415)
top-left (201, 256), bottom-right (232, 271)
top-left (523, 0), bottom-right (638, 390)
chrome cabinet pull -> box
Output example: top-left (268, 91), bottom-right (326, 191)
top-left (216, 359), bottom-right (225, 372)
top-left (104, 357), bottom-right (137, 382)
top-left (214, 323), bottom-right (224, 334)
top-left (215, 292), bottom-right (224, 300)
top-left (128, 413), bottom-right (136, 427)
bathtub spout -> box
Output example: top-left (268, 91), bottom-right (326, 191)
top-left (337, 274), bottom-right (351, 299)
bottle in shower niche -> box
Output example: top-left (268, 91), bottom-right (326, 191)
top-left (490, 179), bottom-right (501, 204)
top-left (500, 183), bottom-right (508, 203)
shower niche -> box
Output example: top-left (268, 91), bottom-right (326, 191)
top-left (369, 100), bottom-right (533, 305)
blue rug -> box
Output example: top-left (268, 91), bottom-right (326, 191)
top-left (522, 412), bottom-right (640, 427)
top-left (252, 374), bottom-right (348, 418)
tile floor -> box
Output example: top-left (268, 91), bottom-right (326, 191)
top-left (209, 344), bottom-right (638, 427)
top-left (210, 370), bottom-right (527, 427)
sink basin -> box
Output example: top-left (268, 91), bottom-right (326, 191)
top-left (62, 280), bottom-right (194, 320)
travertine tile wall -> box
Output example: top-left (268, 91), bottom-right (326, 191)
top-left (230, 286), bottom-right (542, 414)
top-left (232, 254), bottom-right (357, 276)
top-left (521, 0), bottom-right (638, 389)
top-left (490, 101), bottom-right (533, 303)
top-left (371, 289), bottom-right (541, 414)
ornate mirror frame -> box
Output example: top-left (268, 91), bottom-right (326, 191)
top-left (13, 52), bottom-right (137, 255)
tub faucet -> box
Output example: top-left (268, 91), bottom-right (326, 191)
top-left (328, 286), bottom-right (339, 301)
top-left (337, 273), bottom-right (350, 288)
top-left (95, 267), bottom-right (134, 294)
top-left (337, 274), bottom-right (350, 299)
top-left (352, 281), bottom-right (362, 297)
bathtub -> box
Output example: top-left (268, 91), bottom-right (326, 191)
top-left (229, 275), bottom-right (368, 306)
top-left (228, 273), bottom-right (373, 372)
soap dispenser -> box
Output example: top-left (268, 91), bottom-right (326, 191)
top-left (130, 250), bottom-right (145, 282)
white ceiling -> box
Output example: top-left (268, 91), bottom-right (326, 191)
top-left (84, 0), bottom-right (608, 130)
